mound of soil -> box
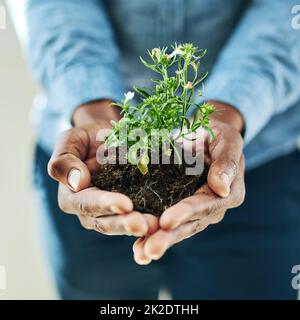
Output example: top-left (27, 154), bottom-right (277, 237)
top-left (91, 163), bottom-right (207, 216)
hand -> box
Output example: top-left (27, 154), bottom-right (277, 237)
top-left (133, 102), bottom-right (246, 264)
top-left (48, 100), bottom-right (159, 239)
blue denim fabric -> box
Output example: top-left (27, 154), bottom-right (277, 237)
top-left (8, 0), bottom-right (300, 170)
top-left (34, 145), bottom-right (300, 299)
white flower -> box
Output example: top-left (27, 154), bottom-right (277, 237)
top-left (168, 47), bottom-right (184, 59)
top-left (124, 91), bottom-right (135, 103)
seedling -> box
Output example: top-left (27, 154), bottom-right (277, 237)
top-left (105, 43), bottom-right (215, 174)
top-left (92, 43), bottom-right (214, 215)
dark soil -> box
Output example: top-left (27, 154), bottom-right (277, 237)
top-left (91, 163), bottom-right (207, 216)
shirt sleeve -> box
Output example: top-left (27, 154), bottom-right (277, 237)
top-left (7, 0), bottom-right (124, 122)
top-left (202, 0), bottom-right (300, 143)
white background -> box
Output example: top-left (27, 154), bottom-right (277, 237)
top-left (0, 2), bottom-right (55, 299)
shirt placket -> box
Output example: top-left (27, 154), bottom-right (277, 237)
top-left (156, 0), bottom-right (185, 45)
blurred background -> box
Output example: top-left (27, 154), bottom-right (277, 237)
top-left (0, 0), bottom-right (299, 301)
top-left (0, 1), bottom-right (55, 299)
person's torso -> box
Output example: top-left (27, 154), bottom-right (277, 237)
top-left (34, 0), bottom-right (300, 169)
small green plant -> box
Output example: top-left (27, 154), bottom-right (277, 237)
top-left (105, 43), bottom-right (215, 175)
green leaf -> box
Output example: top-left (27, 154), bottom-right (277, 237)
top-left (139, 56), bottom-right (160, 74)
top-left (191, 122), bottom-right (201, 132)
top-left (133, 86), bottom-right (151, 98)
top-left (194, 71), bottom-right (208, 87)
top-left (108, 43), bottom-right (214, 175)
top-left (183, 117), bottom-right (191, 130)
top-left (191, 108), bottom-right (200, 128)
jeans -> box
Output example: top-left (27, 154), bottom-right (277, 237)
top-left (33, 145), bottom-right (300, 299)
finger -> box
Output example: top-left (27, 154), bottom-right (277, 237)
top-left (123, 211), bottom-right (149, 236)
top-left (160, 184), bottom-right (225, 230)
top-left (58, 184), bottom-right (133, 216)
top-left (144, 229), bottom-right (171, 260)
top-left (144, 214), bottom-right (160, 235)
top-left (160, 161), bottom-right (245, 230)
top-left (48, 128), bottom-right (91, 191)
top-left (79, 211), bottom-right (148, 236)
top-left (207, 127), bottom-right (243, 197)
top-left (132, 215), bottom-right (159, 265)
top-left (133, 238), bottom-right (152, 265)
top-left (145, 219), bottom-right (210, 260)
top-left (146, 157), bottom-right (246, 260)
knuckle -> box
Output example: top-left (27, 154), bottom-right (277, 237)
top-left (203, 201), bottom-right (220, 217)
top-left (78, 201), bottom-right (85, 214)
top-left (201, 205), bottom-right (212, 217)
top-left (94, 219), bottom-right (110, 234)
top-left (194, 220), bottom-right (205, 233)
top-left (189, 220), bottom-right (207, 238)
top-left (62, 127), bottom-right (87, 149)
top-left (228, 159), bottom-right (238, 175)
top-left (78, 216), bottom-right (92, 230)
top-left (217, 157), bottom-right (238, 177)
top-left (210, 212), bottom-right (225, 224)
top-left (74, 199), bottom-right (94, 215)
top-left (80, 223), bottom-right (91, 231)
top-left (73, 197), bottom-right (106, 217)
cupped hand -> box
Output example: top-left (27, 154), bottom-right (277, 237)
top-left (48, 100), bottom-right (159, 239)
top-left (133, 103), bottom-right (246, 264)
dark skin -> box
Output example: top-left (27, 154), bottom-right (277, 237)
top-left (48, 99), bottom-right (245, 264)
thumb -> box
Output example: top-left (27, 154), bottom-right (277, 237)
top-left (48, 128), bottom-right (91, 192)
top-left (207, 128), bottom-right (243, 197)
top-left (207, 157), bottom-right (239, 197)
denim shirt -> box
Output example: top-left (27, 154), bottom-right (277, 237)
top-left (8, 0), bottom-right (300, 170)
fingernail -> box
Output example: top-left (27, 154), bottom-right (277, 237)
top-left (68, 169), bottom-right (81, 191)
top-left (110, 205), bottom-right (124, 214)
